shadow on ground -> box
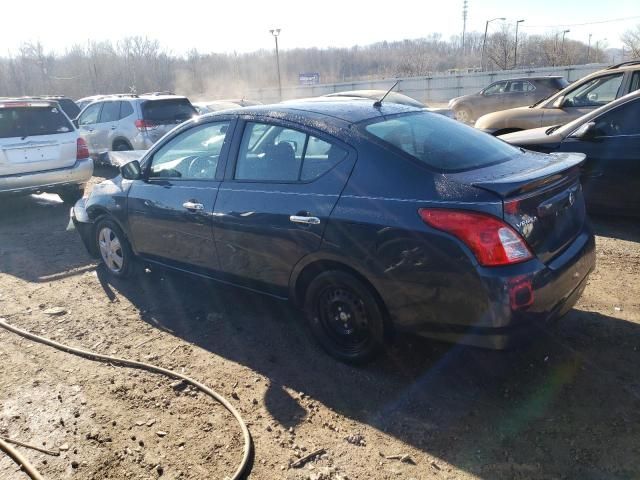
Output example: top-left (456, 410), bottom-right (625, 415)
top-left (98, 264), bottom-right (640, 479)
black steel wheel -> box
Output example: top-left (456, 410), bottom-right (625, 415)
top-left (304, 270), bottom-right (385, 363)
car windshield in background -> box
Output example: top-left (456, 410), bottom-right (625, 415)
top-left (364, 112), bottom-right (519, 172)
top-left (142, 99), bottom-right (196, 124)
top-left (0, 106), bottom-right (73, 139)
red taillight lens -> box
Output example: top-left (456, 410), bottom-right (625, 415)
top-left (76, 137), bottom-right (89, 159)
top-left (135, 119), bottom-right (158, 131)
top-left (418, 208), bottom-right (533, 267)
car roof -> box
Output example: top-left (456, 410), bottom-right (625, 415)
top-left (209, 98), bottom-right (422, 124)
top-left (0, 98), bottom-right (58, 107)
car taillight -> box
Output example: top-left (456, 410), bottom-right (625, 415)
top-left (135, 119), bottom-right (158, 132)
top-left (76, 137), bottom-right (89, 159)
top-left (418, 209), bottom-right (533, 267)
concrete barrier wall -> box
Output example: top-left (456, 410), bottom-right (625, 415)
top-left (247, 63), bottom-right (608, 105)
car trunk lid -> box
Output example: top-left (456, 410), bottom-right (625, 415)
top-left (0, 104), bottom-right (77, 175)
top-left (446, 151), bottom-right (587, 264)
top-left (140, 98), bottom-right (197, 142)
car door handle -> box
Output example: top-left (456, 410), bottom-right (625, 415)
top-left (183, 201), bottom-right (204, 211)
top-left (290, 215), bottom-right (320, 225)
top-left (111, 125), bottom-right (117, 130)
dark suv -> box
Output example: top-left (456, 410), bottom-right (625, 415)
top-left (71, 100), bottom-right (595, 363)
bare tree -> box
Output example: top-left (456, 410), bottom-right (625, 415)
top-left (622, 25), bottom-right (640, 59)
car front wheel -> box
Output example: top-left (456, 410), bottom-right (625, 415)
top-left (304, 270), bottom-right (386, 363)
top-left (95, 218), bottom-right (134, 277)
top-left (57, 185), bottom-right (84, 204)
top-left (454, 106), bottom-right (473, 124)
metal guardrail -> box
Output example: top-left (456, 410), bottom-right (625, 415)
top-left (247, 63), bottom-right (608, 104)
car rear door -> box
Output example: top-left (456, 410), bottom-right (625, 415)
top-left (126, 119), bottom-right (234, 272)
top-left (77, 102), bottom-right (102, 155)
top-left (212, 118), bottom-right (355, 296)
top-left (0, 103), bottom-right (77, 175)
top-left (557, 97), bottom-right (640, 213)
top-left (503, 80), bottom-right (536, 110)
top-left (93, 101), bottom-right (120, 152)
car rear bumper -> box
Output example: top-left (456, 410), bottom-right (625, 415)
top-left (390, 226), bottom-right (596, 349)
top-left (0, 158), bottom-right (93, 195)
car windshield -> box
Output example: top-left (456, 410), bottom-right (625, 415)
top-left (142, 99), bottom-right (197, 123)
top-left (0, 106), bottom-right (73, 139)
top-left (363, 112), bottom-right (520, 172)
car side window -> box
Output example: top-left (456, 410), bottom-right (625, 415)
top-left (78, 103), bottom-right (101, 126)
top-left (593, 99), bottom-right (640, 137)
top-left (563, 73), bottom-right (624, 108)
top-left (235, 122), bottom-right (347, 182)
top-left (149, 121), bottom-right (230, 180)
top-left (483, 81), bottom-right (507, 95)
top-left (99, 102), bottom-right (120, 123)
top-left (629, 72), bottom-right (640, 94)
top-left (508, 81), bottom-right (535, 93)
top-left (119, 101), bottom-right (134, 119)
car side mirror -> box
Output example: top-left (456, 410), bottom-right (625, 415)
top-left (571, 121), bottom-right (598, 140)
top-left (120, 160), bottom-right (142, 180)
top-left (72, 119), bottom-right (79, 128)
top-left (552, 95), bottom-right (565, 109)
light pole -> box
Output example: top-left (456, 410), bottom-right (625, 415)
top-left (269, 28), bottom-right (282, 101)
top-left (586, 33), bottom-right (592, 62)
top-left (514, 19), bottom-right (525, 69)
top-left (561, 29), bottom-right (570, 65)
top-left (482, 17), bottom-right (506, 71)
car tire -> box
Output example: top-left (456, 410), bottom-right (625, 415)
top-left (303, 270), bottom-right (386, 364)
top-left (94, 217), bottom-right (134, 278)
top-left (454, 106), bottom-right (473, 124)
top-left (113, 141), bottom-right (132, 151)
top-left (57, 185), bottom-right (84, 205)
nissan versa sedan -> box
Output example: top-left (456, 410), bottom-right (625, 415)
top-left (71, 100), bottom-right (596, 363)
top-left (500, 90), bottom-right (640, 216)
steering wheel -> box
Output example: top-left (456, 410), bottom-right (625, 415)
top-left (187, 155), bottom-right (216, 178)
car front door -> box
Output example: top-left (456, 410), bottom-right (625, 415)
top-left (558, 97), bottom-right (640, 213)
top-left (478, 81), bottom-right (509, 116)
top-left (77, 102), bottom-right (102, 155)
top-left (94, 101), bottom-right (120, 152)
top-left (126, 119), bottom-right (234, 272)
top-left (213, 119), bottom-right (355, 296)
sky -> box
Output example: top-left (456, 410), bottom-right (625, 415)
top-left (1, 0), bottom-right (638, 55)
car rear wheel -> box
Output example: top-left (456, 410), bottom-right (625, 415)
top-left (454, 106), bottom-right (473, 124)
top-left (304, 270), bottom-right (386, 363)
top-left (95, 218), bottom-right (133, 278)
top-left (57, 185), bottom-right (84, 205)
top-left (113, 141), bottom-right (132, 151)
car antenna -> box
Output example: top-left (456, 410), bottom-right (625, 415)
top-left (374, 81), bottom-right (399, 108)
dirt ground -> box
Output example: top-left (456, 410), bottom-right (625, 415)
top-left (1, 168), bottom-right (639, 480)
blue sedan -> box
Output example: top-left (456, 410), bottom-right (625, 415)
top-left (71, 99), bottom-right (595, 363)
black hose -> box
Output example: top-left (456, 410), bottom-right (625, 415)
top-left (0, 318), bottom-right (252, 480)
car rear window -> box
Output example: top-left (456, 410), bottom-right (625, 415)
top-left (538, 78), bottom-right (569, 90)
top-left (0, 106), bottom-right (73, 139)
top-left (142, 99), bottom-right (196, 123)
top-left (363, 112), bottom-right (520, 172)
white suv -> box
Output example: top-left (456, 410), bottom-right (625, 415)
top-left (0, 99), bottom-right (93, 203)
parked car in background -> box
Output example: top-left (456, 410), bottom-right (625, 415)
top-left (448, 76), bottom-right (568, 123)
top-left (0, 98), bottom-right (92, 203)
top-left (323, 90), bottom-right (455, 118)
top-left (500, 90), bottom-right (640, 216)
top-left (71, 99), bottom-right (594, 363)
top-left (75, 93), bottom-right (197, 164)
top-left (76, 95), bottom-right (109, 111)
top-left (476, 60), bottom-right (640, 135)
top-left (194, 99), bottom-right (263, 115)
top-left (9, 95), bottom-right (81, 120)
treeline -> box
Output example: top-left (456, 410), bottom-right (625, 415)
top-left (0, 30), bottom-right (615, 101)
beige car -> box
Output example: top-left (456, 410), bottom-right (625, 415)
top-left (475, 61), bottom-right (640, 135)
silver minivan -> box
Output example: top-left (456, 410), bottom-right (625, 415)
top-left (76, 94), bottom-right (197, 163)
